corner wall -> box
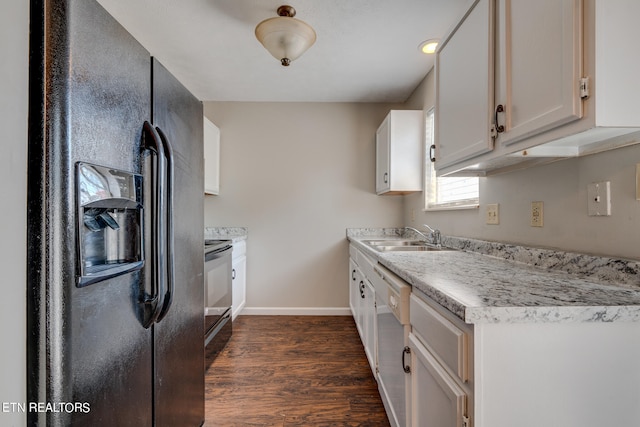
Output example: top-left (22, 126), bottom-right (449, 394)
top-left (1, 0), bottom-right (28, 425)
top-left (203, 102), bottom-right (404, 311)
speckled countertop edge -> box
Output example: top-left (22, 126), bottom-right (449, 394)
top-left (205, 227), bottom-right (247, 243)
top-left (346, 228), bottom-right (640, 324)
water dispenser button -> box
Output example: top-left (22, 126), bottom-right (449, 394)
top-left (83, 214), bottom-right (102, 232)
top-left (98, 212), bottom-right (120, 230)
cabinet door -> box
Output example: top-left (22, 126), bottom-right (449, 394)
top-left (349, 258), bottom-right (359, 318)
top-left (203, 117), bottom-right (220, 195)
top-left (363, 279), bottom-right (377, 375)
top-left (497, 0), bottom-right (582, 146)
top-left (409, 333), bottom-right (468, 427)
top-left (356, 276), bottom-right (366, 340)
top-left (350, 263), bottom-right (365, 339)
top-left (375, 115), bottom-right (391, 194)
top-left (435, 0), bottom-right (495, 170)
top-left (231, 255), bottom-right (246, 320)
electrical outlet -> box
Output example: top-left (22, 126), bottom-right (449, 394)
top-left (486, 204), bottom-right (499, 225)
top-left (587, 181), bottom-right (611, 216)
top-left (531, 201), bottom-right (543, 227)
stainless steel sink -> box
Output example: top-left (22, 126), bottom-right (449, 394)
top-left (362, 239), bottom-right (427, 246)
top-left (362, 239), bottom-right (453, 252)
top-left (372, 245), bottom-right (449, 252)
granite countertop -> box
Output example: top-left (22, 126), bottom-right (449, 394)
top-left (205, 227), bottom-right (248, 244)
top-left (347, 228), bottom-right (640, 324)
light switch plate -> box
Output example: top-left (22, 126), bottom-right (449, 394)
top-left (587, 181), bottom-right (611, 216)
top-left (486, 204), bottom-right (499, 225)
top-left (531, 201), bottom-right (543, 227)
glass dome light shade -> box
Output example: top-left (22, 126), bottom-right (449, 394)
top-left (255, 16), bottom-right (317, 66)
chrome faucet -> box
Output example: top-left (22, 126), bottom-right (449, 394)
top-left (404, 224), bottom-right (441, 247)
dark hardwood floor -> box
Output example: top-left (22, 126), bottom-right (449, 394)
top-left (204, 315), bottom-right (390, 427)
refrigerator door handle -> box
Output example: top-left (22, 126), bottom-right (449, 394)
top-left (155, 126), bottom-right (175, 322)
top-left (142, 121), bottom-right (167, 327)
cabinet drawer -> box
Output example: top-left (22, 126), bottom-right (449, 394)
top-left (410, 294), bottom-right (469, 382)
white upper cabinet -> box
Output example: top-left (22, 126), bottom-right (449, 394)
top-left (203, 116), bottom-right (220, 195)
top-left (376, 110), bottom-right (423, 195)
top-left (495, 0), bottom-right (583, 146)
top-left (435, 0), bottom-right (495, 170)
top-left (375, 115), bottom-right (391, 194)
top-left (435, 0), bottom-right (640, 176)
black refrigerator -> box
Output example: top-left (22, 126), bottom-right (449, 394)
top-left (27, 0), bottom-right (205, 425)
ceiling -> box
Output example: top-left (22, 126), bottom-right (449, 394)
top-left (97, 0), bottom-right (469, 103)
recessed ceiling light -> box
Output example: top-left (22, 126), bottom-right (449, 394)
top-left (418, 39), bottom-right (439, 54)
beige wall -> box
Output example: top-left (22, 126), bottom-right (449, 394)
top-left (203, 102), bottom-right (404, 311)
top-left (404, 70), bottom-right (640, 259)
top-left (1, 0), bottom-right (28, 424)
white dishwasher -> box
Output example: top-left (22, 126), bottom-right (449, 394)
top-left (372, 263), bottom-right (411, 427)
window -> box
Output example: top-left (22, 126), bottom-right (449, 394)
top-left (424, 109), bottom-right (479, 210)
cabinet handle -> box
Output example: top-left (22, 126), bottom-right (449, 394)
top-left (360, 281), bottom-right (365, 299)
top-left (402, 346), bottom-right (411, 373)
top-left (429, 144), bottom-right (436, 162)
top-left (494, 104), bottom-right (505, 134)
top-left (232, 268), bottom-right (236, 280)
top-left (383, 172), bottom-right (388, 184)
top-left (352, 269), bottom-right (356, 281)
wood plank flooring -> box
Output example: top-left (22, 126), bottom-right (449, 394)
top-left (204, 315), bottom-right (390, 427)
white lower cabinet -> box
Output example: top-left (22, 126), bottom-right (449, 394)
top-left (349, 258), bottom-right (359, 318)
top-left (362, 279), bottom-right (376, 373)
top-left (350, 245), bottom-right (414, 427)
top-left (409, 333), bottom-right (468, 427)
top-left (348, 246), bottom-right (377, 377)
top-left (409, 288), bottom-right (640, 427)
top-left (231, 240), bottom-right (246, 320)
top-left (409, 292), bottom-right (473, 427)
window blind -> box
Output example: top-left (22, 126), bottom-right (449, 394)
top-left (424, 109), bottom-right (479, 209)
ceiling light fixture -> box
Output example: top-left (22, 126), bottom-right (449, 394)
top-left (255, 5), bottom-right (317, 67)
top-left (419, 39), bottom-right (439, 54)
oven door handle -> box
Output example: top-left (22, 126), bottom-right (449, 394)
top-left (155, 126), bottom-right (174, 322)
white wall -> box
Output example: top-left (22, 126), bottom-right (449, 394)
top-left (1, 0), bottom-right (28, 425)
top-left (404, 70), bottom-right (640, 260)
top-left (203, 102), bottom-right (404, 312)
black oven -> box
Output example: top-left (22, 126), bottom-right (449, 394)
top-left (204, 239), bottom-right (233, 367)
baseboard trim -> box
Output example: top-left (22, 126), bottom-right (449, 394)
top-left (231, 301), bottom-right (246, 321)
top-left (240, 307), bottom-right (352, 316)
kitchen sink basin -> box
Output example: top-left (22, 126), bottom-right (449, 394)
top-left (372, 245), bottom-right (450, 252)
top-left (362, 239), bottom-right (427, 246)
top-left (361, 239), bottom-right (453, 252)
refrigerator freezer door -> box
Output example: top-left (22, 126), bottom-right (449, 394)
top-left (28, 0), bottom-right (153, 425)
top-left (151, 58), bottom-right (205, 427)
